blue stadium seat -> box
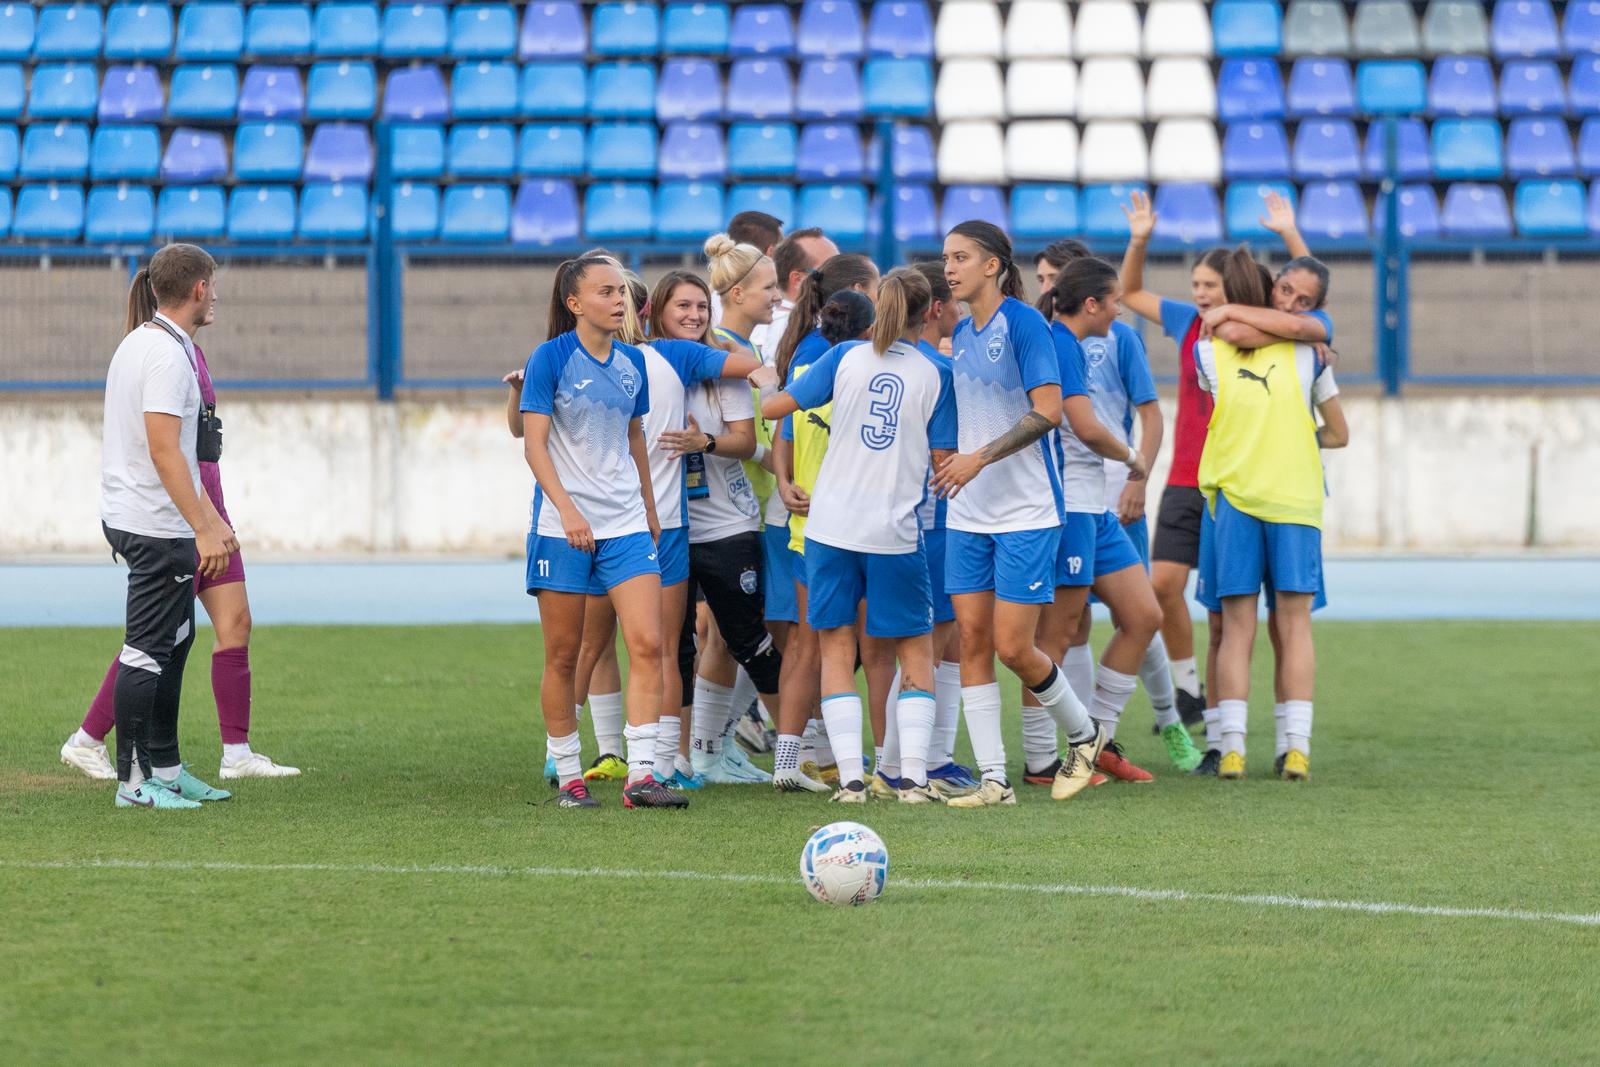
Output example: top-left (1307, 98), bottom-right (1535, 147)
top-left (85, 182), bottom-right (154, 242)
top-left (885, 123), bottom-right (934, 180)
top-left (796, 60), bottom-right (862, 120)
top-left (245, 3), bottom-right (311, 56)
top-left (1428, 55), bottom-right (1496, 117)
top-left (863, 57), bottom-right (932, 116)
top-left (1570, 55), bottom-right (1600, 115)
top-left (729, 4), bottom-right (793, 56)
top-left (726, 182), bottom-right (793, 225)
top-left (1358, 60), bottom-right (1426, 114)
top-left (13, 182), bottom-right (84, 238)
top-left (1225, 180), bottom-right (1296, 239)
top-left (233, 120), bottom-right (303, 180)
top-left (659, 121), bottom-right (725, 179)
top-left (313, 2), bottom-right (380, 57)
top-left (0, 65), bottom-right (24, 120)
top-left (29, 63), bottom-right (97, 119)
top-left (1375, 182), bottom-right (1440, 238)
top-left (447, 122), bottom-right (515, 178)
top-left (441, 182), bottom-right (511, 240)
top-left (1009, 183), bottom-right (1079, 240)
top-left (727, 121), bottom-right (796, 176)
top-left (382, 2), bottom-right (449, 59)
top-left (518, 122), bottom-right (585, 175)
top-left (521, 63), bottom-right (587, 118)
top-left (309, 61), bottom-right (377, 119)
top-left (20, 121), bottom-right (89, 179)
top-left (1507, 117), bottom-right (1575, 177)
top-left (663, 2), bottom-right (729, 54)
top-left (1588, 180), bottom-right (1600, 234)
top-left (0, 123), bottom-right (14, 178)
top-left (1491, 0), bottom-right (1559, 59)
top-left (176, 3), bottom-right (243, 61)
top-left (1566, 0), bottom-right (1600, 53)
top-left (519, 2), bottom-right (585, 60)
top-left (391, 181), bottom-right (439, 240)
top-left (656, 180), bottom-right (724, 240)
top-left (795, 122), bottom-right (862, 180)
top-left (168, 64), bottom-right (238, 121)
top-left (305, 122), bottom-right (372, 181)
top-left (657, 59), bottom-right (722, 121)
top-left (156, 183), bottom-right (225, 237)
top-left (883, 183), bottom-right (936, 243)
top-left (1218, 59), bottom-right (1286, 122)
top-left (99, 65), bottom-right (164, 122)
top-left (867, 0), bottom-right (932, 59)
top-left (584, 180), bottom-right (654, 239)
top-left (1212, 0), bottom-right (1283, 57)
top-left (1433, 117), bottom-right (1503, 178)
top-left (726, 59), bottom-right (792, 119)
top-left (299, 181), bottom-right (367, 239)
top-left (1362, 117), bottom-right (1431, 179)
top-left (34, 3), bottom-right (102, 59)
top-left (1082, 183), bottom-right (1147, 240)
top-left (589, 62), bottom-right (656, 119)
top-left (1153, 183), bottom-right (1224, 244)
top-left (239, 65), bottom-right (304, 120)
top-left (0, 186), bottom-right (9, 236)
top-left (162, 127), bottom-right (227, 181)
top-left (1440, 180), bottom-right (1511, 235)
top-left (593, 2), bottom-right (660, 56)
top-left (1500, 60), bottom-right (1564, 115)
top-left (1581, 117), bottom-right (1600, 174)
top-left (451, 4), bottom-right (516, 58)
top-left (104, 3), bottom-right (173, 61)
top-left (1223, 121), bottom-right (1292, 178)
top-left (228, 185), bottom-right (296, 240)
top-left (587, 121), bottom-right (656, 177)
top-left (0, 5), bottom-right (35, 60)
top-left (799, 182), bottom-right (868, 241)
top-left (798, 1), bottom-right (863, 59)
top-left (511, 178), bottom-right (578, 243)
top-left (1514, 178), bottom-right (1585, 235)
top-left (382, 65), bottom-right (447, 121)
top-left (1298, 179), bottom-right (1367, 239)
top-left (391, 122), bottom-right (444, 177)
top-left (1287, 59), bottom-right (1356, 118)
top-left (1294, 119), bottom-right (1361, 179)
top-left (453, 61), bottom-right (518, 120)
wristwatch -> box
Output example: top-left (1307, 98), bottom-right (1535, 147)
top-left (704, 433), bottom-right (718, 454)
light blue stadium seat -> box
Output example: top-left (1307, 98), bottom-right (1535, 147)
top-left (519, 2), bottom-right (585, 60)
top-left (868, 0), bottom-right (932, 59)
top-left (1580, 117), bottom-right (1600, 174)
top-left (1440, 180), bottom-right (1511, 236)
top-left (1432, 117), bottom-right (1503, 179)
top-left (34, 3), bottom-right (102, 59)
top-left (391, 122), bottom-right (444, 177)
top-left (245, 3), bottom-right (311, 56)
top-left (451, 4), bottom-right (516, 58)
top-left (314, 2), bottom-right (380, 57)
top-left (584, 180), bottom-right (654, 239)
top-left (656, 180), bottom-right (724, 240)
top-left (726, 182), bottom-right (793, 225)
top-left (0, 65), bottom-right (23, 119)
top-left (20, 121), bottom-right (89, 179)
top-left (391, 180), bottom-right (440, 239)
top-left (587, 121), bottom-right (656, 178)
top-left (382, 2), bottom-right (449, 58)
top-left (1218, 59), bottom-right (1286, 122)
top-left (0, 4), bottom-right (35, 60)
top-left (239, 64), bottom-right (304, 120)
top-left (798, 182), bottom-right (867, 241)
top-left (1491, 0), bottom-right (1559, 59)
top-left (447, 122), bottom-right (516, 178)
top-left (28, 63), bottom-right (97, 119)
top-left (1293, 119), bottom-right (1362, 179)
top-left (1588, 180), bottom-right (1600, 234)
top-left (105, 3), bottom-right (173, 60)
top-left (176, 3), bottom-right (243, 61)
top-left (1362, 117), bottom-right (1431, 179)
top-left (228, 184), bottom-right (295, 239)
top-left (1566, 0), bottom-right (1600, 53)
top-left (726, 58), bottom-right (792, 119)
top-left (589, 61), bottom-right (657, 119)
top-left (0, 123), bottom-right (18, 178)
top-left (85, 182), bottom-right (155, 241)
top-left (729, 4), bottom-right (793, 56)
top-left (305, 121), bottom-right (372, 181)
top-left (1225, 180), bottom-right (1296, 239)
top-left (885, 183), bottom-right (936, 242)
top-left (1297, 179), bottom-right (1367, 239)
top-left (593, 2), bottom-right (660, 56)
top-left (0, 186), bottom-right (9, 236)
top-left (1153, 183), bottom-right (1224, 245)
top-left (1287, 59), bottom-right (1356, 117)
top-left (880, 123), bottom-right (934, 180)
top-left (798, 0), bottom-right (863, 59)
top-left (299, 180), bottom-right (367, 239)
top-left (657, 58), bottom-right (722, 121)
top-left (168, 64), bottom-right (239, 121)
top-left (156, 184), bottom-right (225, 236)
top-left (1357, 59), bottom-right (1426, 114)
top-left (518, 122), bottom-right (584, 176)
top-left (1570, 55), bottom-right (1600, 115)
top-left (1212, 0), bottom-right (1283, 57)
top-left (1514, 178), bottom-right (1585, 235)
top-left (797, 60), bottom-right (862, 119)
top-left (233, 121), bottom-right (303, 180)
top-left (453, 61), bottom-right (518, 119)
top-left (659, 121), bottom-right (725, 179)
top-left (1224, 121), bottom-right (1292, 178)
top-left (1009, 183), bottom-right (1079, 240)
top-left (863, 57), bottom-right (931, 116)
top-left (13, 182), bottom-right (84, 238)
top-left (441, 182), bottom-right (510, 240)
top-left (511, 178), bottom-right (578, 243)
top-left (1428, 55), bottom-right (1496, 116)
top-left (795, 122), bottom-right (862, 180)
top-left (1082, 183), bottom-right (1147, 239)
top-left (99, 64), bottom-right (164, 122)
top-left (162, 127), bottom-right (227, 181)
top-left (662, 2), bottom-right (729, 55)
top-left (727, 121), bottom-right (795, 176)
top-left (1499, 59), bottom-right (1564, 115)
top-left (1507, 117), bottom-right (1575, 177)
top-left (521, 62), bottom-right (587, 117)
top-left (1375, 182), bottom-right (1440, 238)
top-left (382, 64), bottom-right (446, 121)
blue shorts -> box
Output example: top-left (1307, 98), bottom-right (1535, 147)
top-left (761, 522), bottom-right (800, 623)
top-left (1196, 492), bottom-right (1325, 613)
top-left (1056, 511), bottom-right (1144, 589)
top-left (655, 525), bottom-right (690, 587)
top-left (1090, 515), bottom-right (1151, 606)
top-left (526, 529), bottom-right (659, 596)
top-left (946, 527), bottom-right (1058, 605)
top-left (805, 538), bottom-right (933, 638)
top-left (924, 527), bottom-right (955, 624)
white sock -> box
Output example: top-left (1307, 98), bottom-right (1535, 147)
top-left (547, 730), bottom-right (582, 784)
top-left (124, 761), bottom-right (146, 790)
top-left (1273, 702), bottom-right (1289, 757)
top-left (1090, 665), bottom-right (1139, 742)
top-left (812, 718), bottom-right (835, 766)
top-left (775, 733), bottom-right (803, 775)
top-left (1219, 699), bottom-right (1248, 756)
top-left (675, 753), bottom-right (694, 777)
top-left (654, 715), bottom-right (682, 779)
top-left (70, 728), bottom-right (99, 748)
top-left (961, 683), bottom-right (1006, 782)
top-left (623, 722), bottom-right (658, 783)
top-left (590, 691), bottom-right (625, 758)
top-left (222, 742), bottom-right (253, 763)
top-left (896, 689), bottom-right (936, 785)
top-left (800, 718), bottom-right (818, 761)
top-left (152, 763), bottom-right (181, 783)
top-left (933, 660), bottom-right (961, 765)
top-left (872, 744), bottom-right (884, 773)
top-left (820, 692), bottom-right (865, 786)
top-left (1172, 655), bottom-right (1201, 699)
top-left (1063, 642), bottom-right (1095, 709)
top-left (690, 677), bottom-right (735, 757)
top-left (1029, 665), bottom-right (1095, 743)
top-left (1284, 700), bottom-right (1313, 756)
top-left (1020, 702), bottom-right (1058, 774)
top-left (879, 668), bottom-right (901, 778)
top-left (1202, 705), bottom-right (1222, 751)
top-left (730, 666), bottom-right (758, 723)
top-left (1141, 634), bottom-right (1180, 729)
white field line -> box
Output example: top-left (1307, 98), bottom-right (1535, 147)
top-left (4, 857), bottom-right (1599, 928)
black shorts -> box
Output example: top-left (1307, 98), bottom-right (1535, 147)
top-left (1152, 485), bottom-right (1206, 568)
top-left (685, 530), bottom-right (781, 695)
top-left (104, 523), bottom-right (197, 671)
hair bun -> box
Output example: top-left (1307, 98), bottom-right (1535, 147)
top-left (703, 233), bottom-right (738, 260)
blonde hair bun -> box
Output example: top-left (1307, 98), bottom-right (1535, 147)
top-left (704, 232), bottom-right (765, 295)
top-left (703, 233), bottom-right (738, 259)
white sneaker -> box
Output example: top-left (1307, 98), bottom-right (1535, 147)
top-left (61, 735), bottom-right (116, 780)
top-left (218, 752), bottom-right (301, 779)
top-left (773, 767), bottom-right (830, 793)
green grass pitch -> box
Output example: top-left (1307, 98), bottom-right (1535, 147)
top-left (3, 621), bottom-right (1598, 1064)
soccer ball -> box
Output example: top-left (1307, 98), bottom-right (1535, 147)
top-left (800, 821), bottom-right (889, 906)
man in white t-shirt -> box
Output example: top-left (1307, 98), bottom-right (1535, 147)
top-left (101, 243), bottom-right (237, 811)
top-left (750, 228), bottom-right (838, 359)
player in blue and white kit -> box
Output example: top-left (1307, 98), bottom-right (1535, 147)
top-left (755, 268), bottom-right (958, 803)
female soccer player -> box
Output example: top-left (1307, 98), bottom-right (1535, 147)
top-left (61, 266), bottom-right (297, 782)
top-left (755, 268), bottom-right (958, 803)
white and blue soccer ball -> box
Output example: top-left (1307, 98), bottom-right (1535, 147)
top-left (800, 821), bottom-right (889, 906)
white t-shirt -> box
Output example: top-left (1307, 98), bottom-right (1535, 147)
top-left (640, 340), bottom-right (730, 530)
top-left (686, 378), bottom-right (761, 543)
top-left (100, 316), bottom-right (203, 539)
top-left (750, 298), bottom-right (793, 362)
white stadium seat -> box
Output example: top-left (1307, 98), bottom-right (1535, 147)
top-left (1004, 119), bottom-right (1079, 180)
top-left (935, 58), bottom-right (1006, 120)
top-left (1150, 118), bottom-right (1222, 182)
top-left (1005, 58), bottom-right (1078, 117)
top-left (1142, 0), bottom-right (1213, 57)
top-left (1074, 0), bottom-right (1140, 57)
top-left (1004, 0), bottom-right (1073, 58)
top-left (937, 120), bottom-right (1007, 182)
top-left (1076, 56), bottom-right (1144, 120)
top-left (1147, 57), bottom-right (1217, 118)
top-left (935, 1), bottom-right (1003, 59)
top-left (1078, 119), bottom-right (1149, 181)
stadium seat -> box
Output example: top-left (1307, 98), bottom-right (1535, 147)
top-left (936, 58), bottom-right (1005, 120)
top-left (452, 61), bottom-right (518, 120)
top-left (1002, 0), bottom-right (1071, 59)
top-left (1006, 59), bottom-right (1076, 118)
top-left (1432, 117), bottom-right (1504, 178)
top-left (880, 183), bottom-right (937, 243)
top-left (726, 182), bottom-right (793, 225)
top-left (227, 184), bottom-right (295, 240)
top-left (590, 61), bottom-right (657, 119)
top-left (520, 62), bottom-right (586, 118)
top-left (863, 57), bottom-right (932, 116)
top-left (245, 3), bottom-right (311, 56)
top-left (869, 0), bottom-right (933, 58)
top-left (935, 1), bottom-right (1002, 59)
top-left (1009, 183), bottom-right (1079, 239)
top-left (1212, 0), bottom-right (1282, 57)
top-left (1077, 58), bottom-right (1144, 120)
top-left (1287, 58), bottom-right (1356, 117)
top-left (451, 4), bottom-right (516, 59)
top-left (161, 127), bottom-right (227, 181)
top-left (1422, 1), bottom-right (1491, 55)
top-left (663, 2), bottom-right (730, 55)
top-left (797, 59), bottom-right (863, 119)
top-left (1298, 179), bottom-right (1367, 239)
top-left (176, 3), bottom-right (243, 61)
top-left (383, 4), bottom-right (448, 59)
top-left (34, 3), bottom-right (102, 59)
top-left (1580, 117), bottom-right (1600, 174)
top-left (383, 65), bottom-right (447, 122)
top-left (1565, 0), bottom-right (1600, 53)
top-left (1081, 182), bottom-right (1147, 239)
top-left (510, 178), bottom-right (577, 244)
top-left (105, 2), bottom-right (173, 61)
top-left (795, 122), bottom-right (862, 180)
top-left (656, 180), bottom-right (725, 240)
top-left (520, 2), bottom-right (585, 59)
top-left (1079, 121), bottom-right (1149, 182)
top-left (586, 121), bottom-right (656, 178)
top-left (0, 4), bottom-right (35, 60)
top-left (91, 124), bottom-right (160, 181)
top-left (882, 123), bottom-right (935, 180)
top-left (1570, 56), bottom-right (1600, 115)
top-left (584, 180), bottom-right (653, 239)
top-left (798, 182), bottom-right (867, 240)
top-left (729, 3), bottom-right (794, 56)
top-left (1514, 178), bottom-right (1585, 234)
top-left (29, 63), bottom-right (98, 119)
top-left (725, 58), bottom-right (793, 119)
top-left (1352, 1), bottom-right (1421, 55)
top-left (1143, 1), bottom-right (1212, 58)
top-left (657, 59), bottom-right (722, 121)
top-left (940, 184), bottom-right (1006, 232)
top-left (1284, 1), bottom-right (1351, 56)
top-left (85, 182), bottom-right (153, 242)
top-left (20, 121), bottom-right (88, 179)
top-left (659, 120), bottom-right (726, 179)
top-left (1151, 119), bottom-right (1221, 182)
top-left (1588, 181), bottom-right (1600, 233)
top-left (727, 121), bottom-right (795, 176)
top-left (1218, 59), bottom-right (1286, 121)
top-left (308, 61), bottom-right (376, 120)
top-left (314, 3), bottom-right (380, 57)
top-left (1440, 180), bottom-right (1511, 235)
top-left (1004, 120), bottom-right (1077, 180)
top-left (233, 121), bottom-right (303, 180)
top-left (1429, 56), bottom-right (1497, 117)
top-left (937, 120), bottom-right (1005, 182)
top-left (156, 183), bottom-right (225, 237)
top-left (1491, 0), bottom-right (1559, 59)
top-left (1507, 117), bottom-right (1576, 177)
top-left (298, 180), bottom-right (366, 239)
top-left (1147, 58), bottom-right (1217, 119)
top-left (0, 123), bottom-right (18, 179)
top-left (1073, 1), bottom-right (1137, 57)
top-left (390, 123), bottom-right (445, 178)
top-left (1223, 120), bottom-right (1292, 178)
top-left (441, 182), bottom-right (511, 240)
top-left (390, 180), bottom-right (439, 239)
top-left (1362, 117), bottom-right (1431, 179)
top-left (592, 2), bottom-right (660, 56)
top-left (304, 122), bottom-right (372, 181)
top-left (99, 65), bottom-right (164, 122)
top-left (239, 65), bottom-right (304, 120)
top-left (518, 122), bottom-right (584, 176)
top-left (1153, 183), bottom-right (1224, 244)
top-left (798, 1), bottom-right (863, 59)
top-left (1225, 180), bottom-right (1295, 239)
top-left (13, 182), bottom-right (82, 238)
top-left (168, 65), bottom-right (239, 121)
top-left (1357, 60), bottom-right (1427, 114)
top-left (1499, 60), bottom-right (1565, 115)
top-left (1375, 182), bottom-right (1441, 237)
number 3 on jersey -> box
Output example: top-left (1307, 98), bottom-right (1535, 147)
top-left (860, 373), bottom-right (905, 451)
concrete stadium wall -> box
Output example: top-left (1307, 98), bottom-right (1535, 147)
top-left (4, 393), bottom-right (1599, 556)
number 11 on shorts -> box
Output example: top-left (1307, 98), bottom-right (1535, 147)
top-left (537, 559), bottom-right (551, 578)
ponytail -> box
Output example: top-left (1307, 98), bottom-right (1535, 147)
top-left (774, 252), bottom-right (878, 383)
top-left (947, 220), bottom-right (1025, 300)
top-left (125, 267), bottom-right (157, 334)
top-left (545, 255), bottom-right (612, 341)
top-left (1041, 258), bottom-right (1118, 320)
top-left (1221, 245), bottom-right (1271, 309)
top-left (617, 268), bottom-right (648, 345)
top-left (871, 268), bottom-right (931, 355)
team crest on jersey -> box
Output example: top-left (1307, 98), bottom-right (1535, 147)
top-left (617, 363), bottom-right (638, 398)
top-left (985, 332), bottom-right (1006, 363)
top-left (739, 567), bottom-right (759, 595)
top-left (1085, 339), bottom-right (1109, 368)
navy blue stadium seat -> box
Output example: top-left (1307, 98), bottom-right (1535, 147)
top-left (656, 180), bottom-right (724, 240)
top-left (863, 57), bottom-right (932, 116)
top-left (520, 2), bottom-right (585, 60)
top-left (391, 180), bottom-right (439, 240)
top-left (868, 0), bottom-right (931, 58)
top-left (104, 3), bottom-right (174, 61)
top-left (1212, 0), bottom-right (1283, 57)
top-left (233, 120), bottom-right (303, 180)
top-left (1225, 180), bottom-right (1295, 239)
top-left (1224, 121), bottom-right (1292, 179)
top-left (1506, 117), bottom-right (1575, 177)
top-left (0, 65), bottom-right (27, 119)
top-left (1009, 183), bottom-right (1079, 240)
top-left (168, 64), bottom-right (238, 121)
top-left (1432, 117), bottom-right (1504, 179)
top-left (34, 3), bottom-right (102, 60)
top-left (29, 63), bottom-right (98, 119)
top-left (1440, 180), bottom-right (1511, 235)
top-left (13, 182), bottom-right (84, 238)
top-left (1357, 60), bottom-right (1426, 114)
top-left (245, 3), bottom-right (311, 57)
top-left (727, 121), bottom-right (795, 176)
top-left (441, 182), bottom-right (511, 240)
top-left (726, 182), bottom-right (793, 225)
top-left (1565, 0), bottom-right (1600, 53)
top-left (1298, 179), bottom-right (1367, 239)
top-left (0, 4), bottom-right (35, 60)
top-left (1580, 117), bottom-right (1600, 174)
top-left (1362, 117), bottom-right (1431, 179)
top-left (1153, 182), bottom-right (1224, 244)
top-left (299, 180), bottom-right (367, 239)
top-left (383, 65), bottom-right (447, 122)
top-left (305, 121), bottom-right (372, 181)
top-left (663, 2), bottom-right (729, 55)
top-left (0, 123), bottom-right (14, 178)
top-left (592, 2), bottom-right (660, 56)
top-left (20, 121), bottom-right (89, 179)
top-left (162, 127), bottom-right (227, 181)
top-left (240, 65), bottom-right (304, 120)
top-left (314, 2), bottom-right (380, 57)
top-left (1294, 119), bottom-right (1361, 179)
top-left (795, 122), bottom-right (863, 180)
top-left (1287, 59), bottom-right (1355, 117)
top-left (587, 121), bottom-right (656, 177)
top-left (657, 58), bottom-right (722, 121)
top-left (659, 121), bottom-right (725, 179)
top-left (382, 2), bottom-right (448, 59)
top-left (86, 182), bottom-right (154, 242)
top-left (1376, 182), bottom-right (1440, 238)
top-left (391, 122), bottom-right (444, 177)
top-left (730, 4), bottom-right (793, 56)
top-left (227, 184), bottom-right (295, 240)
top-left (796, 60), bottom-right (862, 120)
top-left (799, 182), bottom-right (867, 241)
top-left (589, 61), bottom-right (656, 119)
top-left (1514, 178), bottom-right (1585, 235)
top-left (511, 178), bottom-right (579, 243)
top-left (726, 58), bottom-right (793, 119)
top-left (1500, 60), bottom-right (1564, 115)
top-left (518, 122), bottom-right (585, 176)
top-left (883, 123), bottom-right (934, 180)
top-left (521, 63), bottom-right (587, 118)
top-left (156, 184), bottom-right (225, 236)
top-left (176, 3), bottom-right (243, 61)
top-left (1082, 183), bottom-right (1146, 239)
top-left (584, 180), bottom-right (654, 239)
top-left (883, 183), bottom-right (936, 243)
top-left (1218, 59), bottom-right (1286, 122)
top-left (307, 61), bottom-right (374, 119)
top-left (1570, 55), bottom-right (1600, 115)
top-left (1428, 55), bottom-right (1496, 117)
top-left (447, 122), bottom-right (515, 178)
top-left (453, 61), bottom-right (518, 120)
top-left (451, 4), bottom-right (516, 58)
top-left (99, 65), bottom-right (164, 122)
top-left (798, 0), bottom-right (863, 59)
top-left (1491, 0), bottom-right (1559, 59)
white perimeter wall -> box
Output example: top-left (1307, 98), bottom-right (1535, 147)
top-left (4, 394), bottom-right (1600, 555)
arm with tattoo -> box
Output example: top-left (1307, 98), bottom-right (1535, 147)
top-left (977, 410), bottom-right (1055, 464)
top-left (933, 385), bottom-right (1063, 498)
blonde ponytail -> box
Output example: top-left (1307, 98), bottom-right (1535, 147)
top-left (871, 268), bottom-right (931, 355)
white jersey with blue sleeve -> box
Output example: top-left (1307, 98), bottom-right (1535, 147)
top-left (521, 331), bottom-right (651, 540)
top-left (1049, 321), bottom-right (1106, 515)
top-left (914, 339), bottom-right (950, 532)
top-left (1088, 322), bottom-right (1159, 510)
top-left (642, 339), bottom-right (728, 530)
top-left (948, 297), bottom-right (1065, 534)
top-left (785, 339), bottom-right (957, 554)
